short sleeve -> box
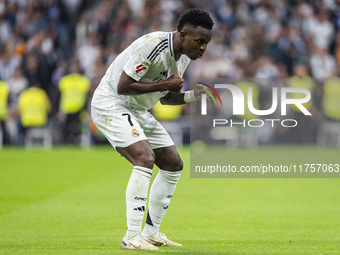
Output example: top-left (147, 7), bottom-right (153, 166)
top-left (123, 41), bottom-right (153, 81)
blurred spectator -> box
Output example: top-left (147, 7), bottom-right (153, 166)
top-left (58, 66), bottom-right (90, 144)
top-left (310, 47), bottom-right (336, 78)
top-left (50, 59), bottom-right (67, 114)
top-left (8, 67), bottom-right (28, 105)
top-left (46, 0), bottom-right (71, 59)
top-left (76, 33), bottom-right (100, 79)
top-left (18, 83), bottom-right (51, 145)
top-left (7, 67), bottom-right (28, 144)
top-left (94, 0), bottom-right (113, 46)
top-left (322, 77), bottom-right (340, 121)
top-left (289, 64), bottom-right (315, 113)
top-left (51, 59), bottom-right (67, 87)
top-left (309, 11), bottom-right (334, 50)
top-left (335, 31), bottom-right (340, 66)
top-left (0, 10), bottom-right (11, 44)
top-left (75, 12), bottom-right (97, 47)
top-left (0, 42), bottom-right (21, 82)
top-left (18, 83), bottom-right (51, 127)
top-left (255, 56), bottom-right (279, 79)
top-left (22, 51), bottom-right (50, 89)
top-left (0, 79), bottom-right (10, 145)
top-left (22, 31), bottom-right (54, 92)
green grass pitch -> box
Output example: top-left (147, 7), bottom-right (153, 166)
top-left (0, 146), bottom-right (339, 254)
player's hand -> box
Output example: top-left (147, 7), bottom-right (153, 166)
top-left (166, 74), bottom-right (183, 92)
top-left (194, 83), bottom-right (211, 101)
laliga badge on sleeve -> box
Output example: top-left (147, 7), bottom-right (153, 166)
top-left (132, 128), bottom-right (140, 138)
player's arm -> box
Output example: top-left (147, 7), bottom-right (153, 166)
top-left (159, 92), bottom-right (186, 105)
top-left (160, 83), bottom-right (207, 105)
top-left (117, 72), bottom-right (183, 95)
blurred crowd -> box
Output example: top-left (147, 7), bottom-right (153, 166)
top-left (0, 0), bottom-right (340, 147)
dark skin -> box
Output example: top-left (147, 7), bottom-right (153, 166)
top-left (116, 25), bottom-right (212, 171)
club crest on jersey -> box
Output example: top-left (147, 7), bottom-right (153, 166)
top-left (132, 128), bottom-right (140, 138)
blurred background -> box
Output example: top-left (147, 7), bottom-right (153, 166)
top-left (1, 0), bottom-right (340, 149)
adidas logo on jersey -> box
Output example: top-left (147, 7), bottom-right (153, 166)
top-left (160, 70), bottom-right (168, 77)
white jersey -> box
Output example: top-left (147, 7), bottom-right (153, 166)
top-left (92, 31), bottom-right (191, 111)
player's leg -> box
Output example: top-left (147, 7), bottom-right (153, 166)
top-left (91, 105), bottom-right (158, 250)
top-left (142, 145), bottom-right (183, 246)
top-left (116, 140), bottom-right (155, 234)
top-left (138, 112), bottom-right (183, 246)
top-left (154, 145), bottom-right (183, 171)
top-left (116, 140), bottom-right (155, 168)
top-left (116, 141), bottom-right (160, 250)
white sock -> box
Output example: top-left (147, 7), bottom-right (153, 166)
top-left (142, 169), bottom-right (182, 236)
top-left (125, 166), bottom-right (152, 239)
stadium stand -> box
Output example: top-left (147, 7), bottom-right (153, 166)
top-left (0, 0), bottom-right (339, 146)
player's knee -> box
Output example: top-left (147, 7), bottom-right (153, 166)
top-left (168, 156), bottom-right (183, 171)
top-left (176, 158), bottom-right (184, 171)
top-left (135, 151), bottom-right (155, 169)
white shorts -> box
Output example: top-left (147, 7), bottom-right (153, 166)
top-left (91, 104), bottom-right (174, 149)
